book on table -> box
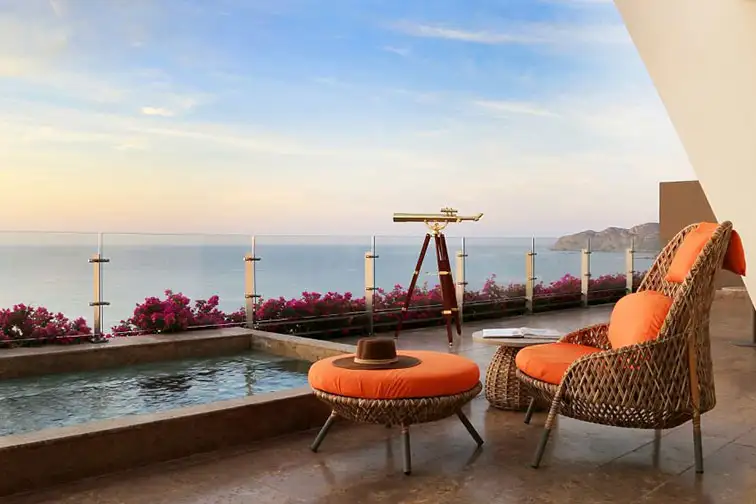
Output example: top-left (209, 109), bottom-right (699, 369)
top-left (478, 328), bottom-right (561, 339)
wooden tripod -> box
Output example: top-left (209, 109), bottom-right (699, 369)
top-left (394, 231), bottom-right (461, 346)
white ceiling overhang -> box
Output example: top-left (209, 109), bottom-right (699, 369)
top-left (614, 0), bottom-right (756, 305)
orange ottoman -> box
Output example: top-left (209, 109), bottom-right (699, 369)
top-left (308, 349), bottom-right (483, 475)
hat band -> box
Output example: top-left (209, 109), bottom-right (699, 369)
top-left (353, 356), bottom-right (398, 365)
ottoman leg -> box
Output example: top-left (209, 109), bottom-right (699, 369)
top-left (310, 411), bottom-right (338, 453)
top-left (401, 424), bottom-right (412, 475)
top-left (456, 410), bottom-right (484, 446)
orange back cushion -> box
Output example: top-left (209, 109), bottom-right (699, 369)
top-left (607, 290), bottom-right (673, 349)
top-left (665, 223), bottom-right (718, 283)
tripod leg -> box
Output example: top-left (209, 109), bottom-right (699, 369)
top-left (434, 234), bottom-right (455, 347)
top-left (438, 234), bottom-right (462, 336)
top-left (395, 233), bottom-right (432, 340)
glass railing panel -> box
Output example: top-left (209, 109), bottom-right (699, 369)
top-left (373, 235), bottom-right (437, 294)
top-left (254, 235), bottom-right (371, 338)
top-left (588, 249), bottom-right (628, 304)
top-left (0, 231), bottom-right (98, 346)
top-left (372, 234), bottom-right (459, 332)
top-left (533, 236), bottom-right (583, 310)
top-left (633, 249), bottom-right (660, 290)
top-left (463, 237), bottom-right (529, 319)
top-left (102, 233), bottom-right (251, 336)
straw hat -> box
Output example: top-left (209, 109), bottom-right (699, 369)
top-left (331, 337), bottom-right (422, 370)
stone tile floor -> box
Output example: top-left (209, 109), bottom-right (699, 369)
top-left (6, 299), bottom-right (756, 503)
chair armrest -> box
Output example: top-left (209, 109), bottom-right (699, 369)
top-left (558, 323), bottom-right (611, 350)
top-left (559, 332), bottom-right (691, 408)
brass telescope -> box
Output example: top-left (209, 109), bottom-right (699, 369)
top-left (391, 207), bottom-right (482, 347)
top-left (393, 207), bottom-right (483, 227)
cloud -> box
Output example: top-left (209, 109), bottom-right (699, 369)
top-left (0, 16), bottom-right (70, 75)
top-left (469, 89), bottom-right (676, 142)
top-left (570, 102), bottom-right (675, 140)
top-left (113, 140), bottom-right (149, 151)
top-left (473, 100), bottom-right (560, 118)
top-left (0, 56), bottom-right (40, 77)
top-left (387, 88), bottom-right (440, 104)
top-left (0, 0), bottom-right (690, 235)
top-left (138, 92), bottom-right (210, 117)
top-left (0, 88), bottom-right (692, 235)
top-left (0, 99), bottom-right (451, 172)
top-left (382, 46), bottom-right (411, 57)
top-left (390, 21), bottom-right (630, 46)
top-left (49, 0), bottom-right (67, 17)
top-left (140, 107), bottom-right (175, 117)
top-left (412, 129), bottom-right (449, 138)
top-left (312, 76), bottom-right (351, 88)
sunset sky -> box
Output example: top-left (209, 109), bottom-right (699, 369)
top-left (0, 0), bottom-right (694, 237)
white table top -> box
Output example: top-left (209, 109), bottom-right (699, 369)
top-left (471, 328), bottom-right (562, 347)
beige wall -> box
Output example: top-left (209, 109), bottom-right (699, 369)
top-left (659, 180), bottom-right (743, 290)
top-left (615, 0), bottom-right (755, 306)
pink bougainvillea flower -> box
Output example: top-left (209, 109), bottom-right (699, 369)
top-left (0, 304), bottom-right (92, 348)
top-left (2, 271), bottom-right (646, 347)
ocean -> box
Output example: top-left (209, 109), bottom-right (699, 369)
top-left (0, 232), bottom-right (657, 330)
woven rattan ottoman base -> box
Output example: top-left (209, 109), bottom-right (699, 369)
top-left (309, 383), bottom-right (483, 475)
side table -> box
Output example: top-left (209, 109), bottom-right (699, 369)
top-left (472, 329), bottom-right (561, 411)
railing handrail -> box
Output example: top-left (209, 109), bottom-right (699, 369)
top-left (0, 229), bottom-right (661, 242)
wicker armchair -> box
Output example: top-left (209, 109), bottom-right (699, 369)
top-left (516, 221), bottom-right (741, 473)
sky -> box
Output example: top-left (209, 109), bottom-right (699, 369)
top-left (0, 0), bottom-right (695, 237)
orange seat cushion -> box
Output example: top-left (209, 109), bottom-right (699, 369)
top-left (607, 290), bottom-right (673, 349)
top-left (665, 222), bottom-right (746, 282)
top-left (308, 350), bottom-right (480, 399)
top-left (515, 343), bottom-right (602, 385)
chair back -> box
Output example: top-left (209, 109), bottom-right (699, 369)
top-left (637, 221), bottom-right (733, 336)
top-left (635, 221), bottom-right (734, 413)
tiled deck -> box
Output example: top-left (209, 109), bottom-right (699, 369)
top-left (6, 299), bottom-right (756, 503)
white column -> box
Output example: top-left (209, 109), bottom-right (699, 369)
top-left (615, 0), bottom-right (756, 307)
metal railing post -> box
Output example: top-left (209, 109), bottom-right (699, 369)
top-left (244, 236), bottom-right (261, 328)
top-left (364, 236), bottom-right (378, 335)
top-left (88, 232), bottom-right (110, 343)
top-left (581, 238), bottom-right (592, 307)
top-left (455, 237), bottom-right (467, 324)
top-left (625, 237), bottom-right (636, 294)
top-left (525, 237), bottom-right (536, 313)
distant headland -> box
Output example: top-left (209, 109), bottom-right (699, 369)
top-left (552, 223), bottom-right (660, 252)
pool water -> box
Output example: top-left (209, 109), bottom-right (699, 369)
top-left (0, 351), bottom-right (312, 437)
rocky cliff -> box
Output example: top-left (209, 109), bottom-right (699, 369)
top-left (552, 223), bottom-right (660, 252)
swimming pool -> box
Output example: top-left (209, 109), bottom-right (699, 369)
top-left (0, 350), bottom-right (312, 436)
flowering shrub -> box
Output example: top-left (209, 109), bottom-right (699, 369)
top-left (0, 304), bottom-right (91, 347)
top-left (528, 272), bottom-right (646, 308)
top-left (253, 273), bottom-right (645, 337)
top-left (588, 272), bottom-right (646, 304)
top-left (112, 290), bottom-right (245, 335)
top-left (0, 271), bottom-right (648, 346)
top-left (476, 275), bottom-right (527, 299)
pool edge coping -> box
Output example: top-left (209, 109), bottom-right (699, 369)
top-left (0, 386), bottom-right (316, 449)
